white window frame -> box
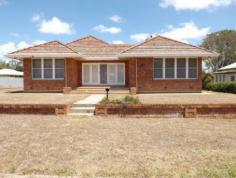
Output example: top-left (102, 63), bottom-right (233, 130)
top-left (153, 57), bottom-right (198, 80)
top-left (32, 58), bottom-right (64, 80)
top-left (82, 63), bottom-right (125, 85)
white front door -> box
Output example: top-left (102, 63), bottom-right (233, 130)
top-left (82, 63), bottom-right (125, 85)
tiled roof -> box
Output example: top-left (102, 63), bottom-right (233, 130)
top-left (67, 36), bottom-right (133, 59)
top-left (120, 35), bottom-right (218, 58)
top-left (7, 35), bottom-right (218, 60)
top-left (7, 41), bottom-right (79, 58)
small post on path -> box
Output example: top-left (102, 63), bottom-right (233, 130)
top-left (105, 88), bottom-right (110, 100)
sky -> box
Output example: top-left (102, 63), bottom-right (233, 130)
top-left (0, 0), bottom-right (236, 61)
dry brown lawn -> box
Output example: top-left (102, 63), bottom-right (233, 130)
top-left (138, 91), bottom-right (236, 104)
top-left (0, 88), bottom-right (87, 104)
top-left (0, 115), bottom-right (236, 178)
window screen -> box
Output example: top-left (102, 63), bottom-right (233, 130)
top-left (32, 59), bottom-right (42, 79)
top-left (188, 58), bottom-right (197, 79)
top-left (153, 59), bottom-right (163, 79)
top-left (165, 58), bottom-right (175, 79)
top-left (177, 58), bottom-right (186, 79)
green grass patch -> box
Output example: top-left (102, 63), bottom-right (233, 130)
top-left (100, 95), bottom-right (141, 104)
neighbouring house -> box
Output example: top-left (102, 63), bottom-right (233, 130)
top-left (214, 62), bottom-right (236, 82)
top-left (0, 69), bottom-right (23, 88)
top-left (7, 35), bottom-right (218, 93)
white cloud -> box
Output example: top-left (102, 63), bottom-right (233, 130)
top-left (112, 40), bottom-right (125, 44)
top-left (160, 21), bottom-right (210, 43)
top-left (160, 0), bottom-right (236, 10)
top-left (0, 40), bottom-right (46, 60)
top-left (33, 16), bottom-right (75, 35)
top-left (130, 33), bottom-right (151, 43)
top-left (32, 14), bottom-right (42, 22)
top-left (93, 25), bottom-right (122, 34)
top-left (109, 15), bottom-right (123, 23)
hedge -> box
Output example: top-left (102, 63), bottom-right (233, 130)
top-left (206, 82), bottom-right (236, 94)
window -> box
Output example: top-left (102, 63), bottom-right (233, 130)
top-left (153, 58), bottom-right (198, 80)
top-left (44, 59), bottom-right (53, 79)
top-left (32, 59), bottom-right (42, 79)
top-left (231, 76), bottom-right (235, 81)
top-left (153, 59), bottom-right (163, 79)
top-left (165, 58), bottom-right (175, 79)
top-left (32, 59), bottom-right (64, 80)
top-left (177, 58), bottom-right (186, 79)
top-left (188, 58), bottom-right (197, 79)
top-left (55, 59), bottom-right (64, 79)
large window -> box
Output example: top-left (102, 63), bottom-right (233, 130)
top-left (153, 58), bottom-right (197, 80)
top-left (32, 59), bottom-right (64, 80)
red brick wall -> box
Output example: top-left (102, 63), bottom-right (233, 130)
top-left (23, 59), bottom-right (65, 91)
top-left (127, 57), bottom-right (202, 93)
top-left (23, 58), bottom-right (80, 91)
top-left (66, 58), bottom-right (80, 88)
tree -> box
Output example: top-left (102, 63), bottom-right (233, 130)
top-left (201, 30), bottom-right (236, 72)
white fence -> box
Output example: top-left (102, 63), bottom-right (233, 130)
top-left (0, 77), bottom-right (23, 88)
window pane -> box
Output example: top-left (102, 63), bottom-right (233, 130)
top-left (32, 69), bottom-right (41, 78)
top-left (189, 68), bottom-right (197, 79)
top-left (44, 59), bottom-right (52, 68)
top-left (33, 59), bottom-right (41, 68)
top-left (55, 69), bottom-right (64, 79)
top-left (165, 58), bottom-right (174, 78)
top-left (177, 58), bottom-right (186, 79)
top-left (55, 59), bottom-right (64, 68)
top-left (188, 58), bottom-right (197, 79)
top-left (44, 69), bottom-right (53, 79)
top-left (108, 64), bottom-right (116, 84)
top-left (91, 64), bottom-right (99, 83)
top-left (189, 58), bottom-right (197, 68)
top-left (154, 59), bottom-right (163, 79)
top-left (117, 64), bottom-right (124, 84)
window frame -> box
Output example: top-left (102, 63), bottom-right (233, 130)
top-left (153, 57), bottom-right (198, 80)
top-left (32, 58), bottom-right (64, 80)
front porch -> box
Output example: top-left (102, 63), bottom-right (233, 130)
top-left (70, 86), bottom-right (130, 94)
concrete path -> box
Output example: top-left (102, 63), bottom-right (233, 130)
top-left (68, 94), bottom-right (105, 116)
top-left (73, 94), bottom-right (105, 105)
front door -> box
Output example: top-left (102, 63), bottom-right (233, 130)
top-left (82, 63), bottom-right (125, 85)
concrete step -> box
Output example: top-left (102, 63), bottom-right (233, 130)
top-left (71, 90), bottom-right (129, 94)
top-left (70, 107), bottom-right (95, 114)
top-left (68, 113), bottom-right (94, 117)
top-left (72, 103), bottom-right (96, 107)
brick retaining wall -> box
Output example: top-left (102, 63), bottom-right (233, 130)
top-left (96, 104), bottom-right (236, 118)
top-left (0, 104), bottom-right (70, 115)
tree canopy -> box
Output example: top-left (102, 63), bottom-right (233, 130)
top-left (201, 30), bottom-right (236, 72)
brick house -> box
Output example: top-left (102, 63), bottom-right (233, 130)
top-left (7, 35), bottom-right (218, 93)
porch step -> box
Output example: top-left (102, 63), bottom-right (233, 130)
top-left (68, 94), bottom-right (105, 116)
top-left (70, 87), bottom-right (130, 94)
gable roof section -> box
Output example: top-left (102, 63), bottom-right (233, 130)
top-left (120, 35), bottom-right (218, 58)
top-left (67, 36), bottom-right (133, 60)
top-left (7, 41), bottom-right (79, 59)
top-left (218, 62), bottom-right (236, 71)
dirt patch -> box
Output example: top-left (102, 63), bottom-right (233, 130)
top-left (138, 91), bottom-right (236, 104)
top-left (0, 115), bottom-right (235, 177)
top-left (0, 88), bottom-right (87, 105)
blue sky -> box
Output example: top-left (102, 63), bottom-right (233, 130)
top-left (0, 0), bottom-right (235, 60)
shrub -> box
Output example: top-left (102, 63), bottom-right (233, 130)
top-left (100, 96), bottom-right (140, 104)
top-left (202, 72), bottom-right (214, 90)
top-left (206, 82), bottom-right (236, 94)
